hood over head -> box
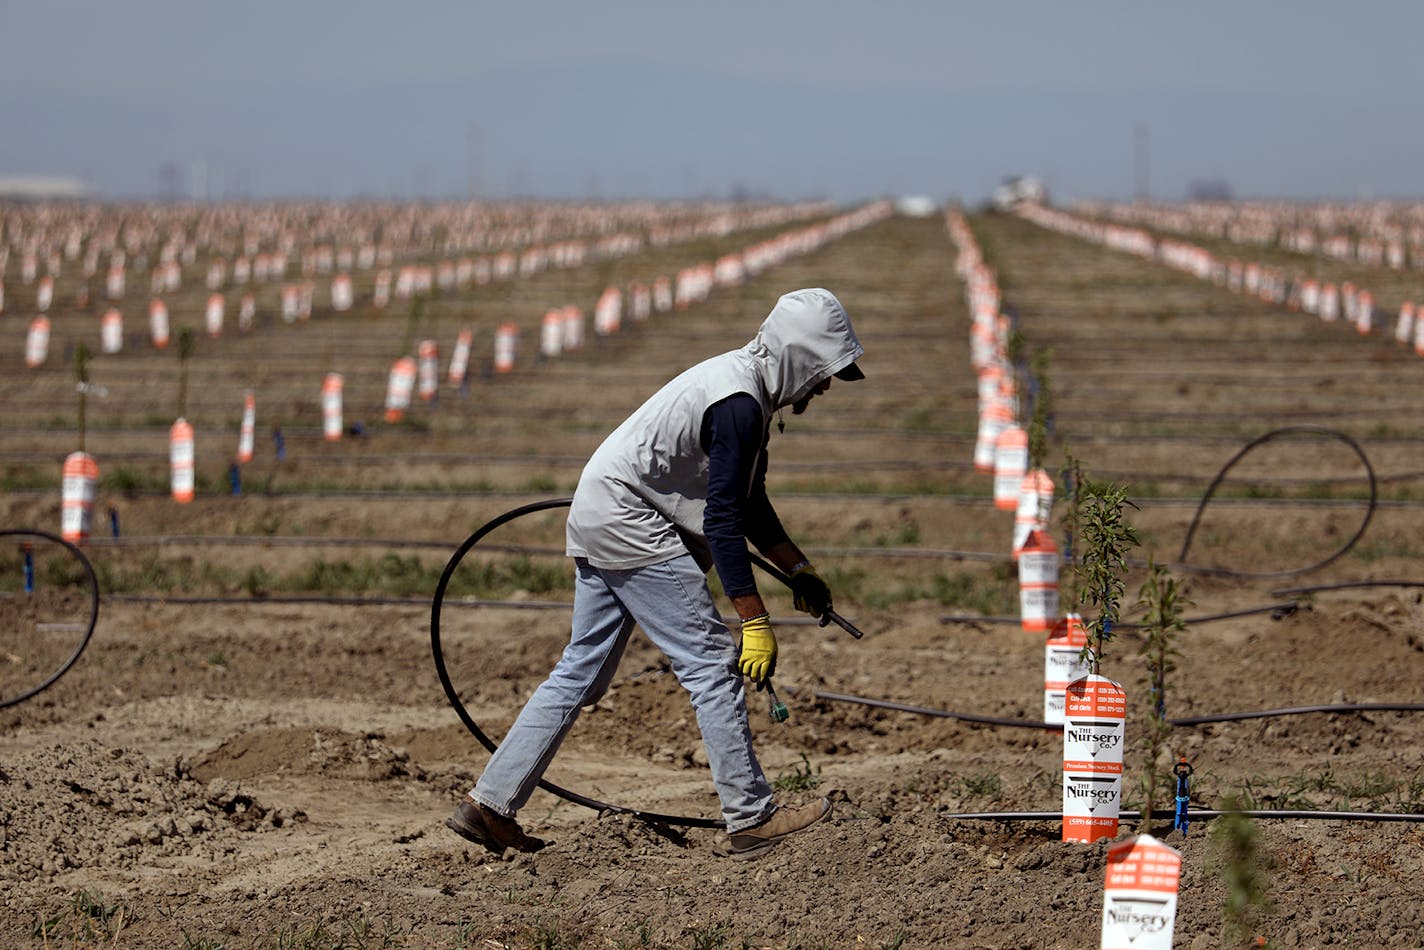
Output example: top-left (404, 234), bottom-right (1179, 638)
top-left (745, 288), bottom-right (864, 410)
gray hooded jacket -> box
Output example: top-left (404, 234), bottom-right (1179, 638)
top-left (566, 288), bottom-right (863, 569)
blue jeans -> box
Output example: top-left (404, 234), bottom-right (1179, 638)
top-left (470, 554), bottom-right (775, 832)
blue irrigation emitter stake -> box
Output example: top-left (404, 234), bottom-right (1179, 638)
top-left (109, 505), bottom-right (120, 538)
top-left (272, 427), bottom-right (286, 461)
top-left (1173, 758), bottom-right (1194, 836)
top-left (23, 543), bottom-right (35, 595)
top-left (228, 462), bottom-right (242, 496)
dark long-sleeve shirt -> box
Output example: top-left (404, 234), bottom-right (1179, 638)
top-left (699, 393), bottom-right (791, 598)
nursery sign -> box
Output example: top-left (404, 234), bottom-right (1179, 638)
top-left (1062, 673), bottom-right (1126, 842)
top-left (1101, 834), bottom-right (1181, 950)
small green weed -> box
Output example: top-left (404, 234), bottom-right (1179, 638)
top-left (959, 772), bottom-right (1003, 798)
top-left (32, 888), bottom-right (130, 944)
top-left (773, 753), bottom-right (822, 793)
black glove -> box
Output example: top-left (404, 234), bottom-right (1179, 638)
top-left (789, 563), bottom-right (832, 617)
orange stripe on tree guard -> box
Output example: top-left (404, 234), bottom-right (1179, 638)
top-left (384, 357), bottom-right (416, 423)
top-left (321, 373), bottom-right (343, 441)
top-left (170, 418), bottom-right (196, 503)
top-left (61, 451), bottom-right (100, 543)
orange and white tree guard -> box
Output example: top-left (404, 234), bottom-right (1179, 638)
top-left (1100, 835), bottom-right (1180, 950)
top-left (594, 286), bottom-right (623, 336)
top-left (322, 373), bottom-right (344, 441)
top-left (448, 329), bottom-right (473, 385)
top-left (1044, 614), bottom-right (1090, 725)
top-left (1013, 468), bottom-right (1055, 557)
top-left (493, 323), bottom-right (517, 374)
top-left (170, 418), bottom-right (196, 503)
top-left (993, 425), bottom-right (1029, 511)
top-left (540, 309), bottom-right (564, 358)
top-left (101, 309), bottom-right (124, 355)
top-left (237, 293), bottom-right (256, 333)
top-left (384, 357), bottom-right (417, 423)
top-left (37, 276), bottom-right (54, 312)
top-left (417, 339), bottom-right (439, 402)
top-left (1017, 529), bottom-right (1060, 633)
top-left (331, 274), bottom-right (353, 312)
top-left (1395, 302), bottom-right (1415, 346)
top-left (1062, 673), bottom-right (1126, 843)
top-left (149, 299), bottom-right (171, 348)
top-left (204, 294), bottom-right (225, 337)
top-left (561, 306), bottom-right (585, 351)
top-left (237, 391), bottom-right (256, 463)
top-left (281, 285), bottom-right (300, 323)
top-left (106, 264), bottom-right (125, 300)
top-left (61, 451), bottom-right (100, 543)
top-left (973, 399), bottom-right (1012, 472)
top-left (25, 316), bottom-right (50, 368)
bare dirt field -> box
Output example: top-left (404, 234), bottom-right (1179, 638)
top-left (3, 207), bottom-right (1423, 948)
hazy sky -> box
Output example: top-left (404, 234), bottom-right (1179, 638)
top-left (3, 1), bottom-right (1422, 203)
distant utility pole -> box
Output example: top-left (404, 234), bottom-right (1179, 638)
top-left (1134, 124), bottom-right (1150, 203)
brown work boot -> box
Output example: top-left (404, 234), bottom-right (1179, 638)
top-left (728, 798), bottom-right (832, 859)
top-left (445, 798), bottom-right (547, 854)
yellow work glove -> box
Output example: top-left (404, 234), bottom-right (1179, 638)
top-left (737, 613), bottom-right (777, 684)
top-left (789, 563), bottom-right (832, 617)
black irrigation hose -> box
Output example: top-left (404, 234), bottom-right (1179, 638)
top-left (1176, 425), bottom-right (1377, 579)
top-left (1, 529), bottom-right (101, 710)
top-left (943, 809), bottom-right (1424, 824)
top-left (939, 601), bottom-right (1306, 628)
top-left (806, 687), bottom-right (1424, 731)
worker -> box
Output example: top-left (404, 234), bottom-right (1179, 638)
top-left (447, 288), bottom-right (864, 859)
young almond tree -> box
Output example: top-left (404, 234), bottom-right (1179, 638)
top-left (1136, 557), bottom-right (1189, 832)
top-left (1074, 478), bottom-right (1138, 674)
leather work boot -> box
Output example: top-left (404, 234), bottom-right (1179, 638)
top-left (445, 799), bottom-right (547, 854)
top-left (728, 798), bottom-right (832, 859)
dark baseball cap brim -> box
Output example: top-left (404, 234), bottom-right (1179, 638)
top-left (834, 361), bottom-right (865, 382)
